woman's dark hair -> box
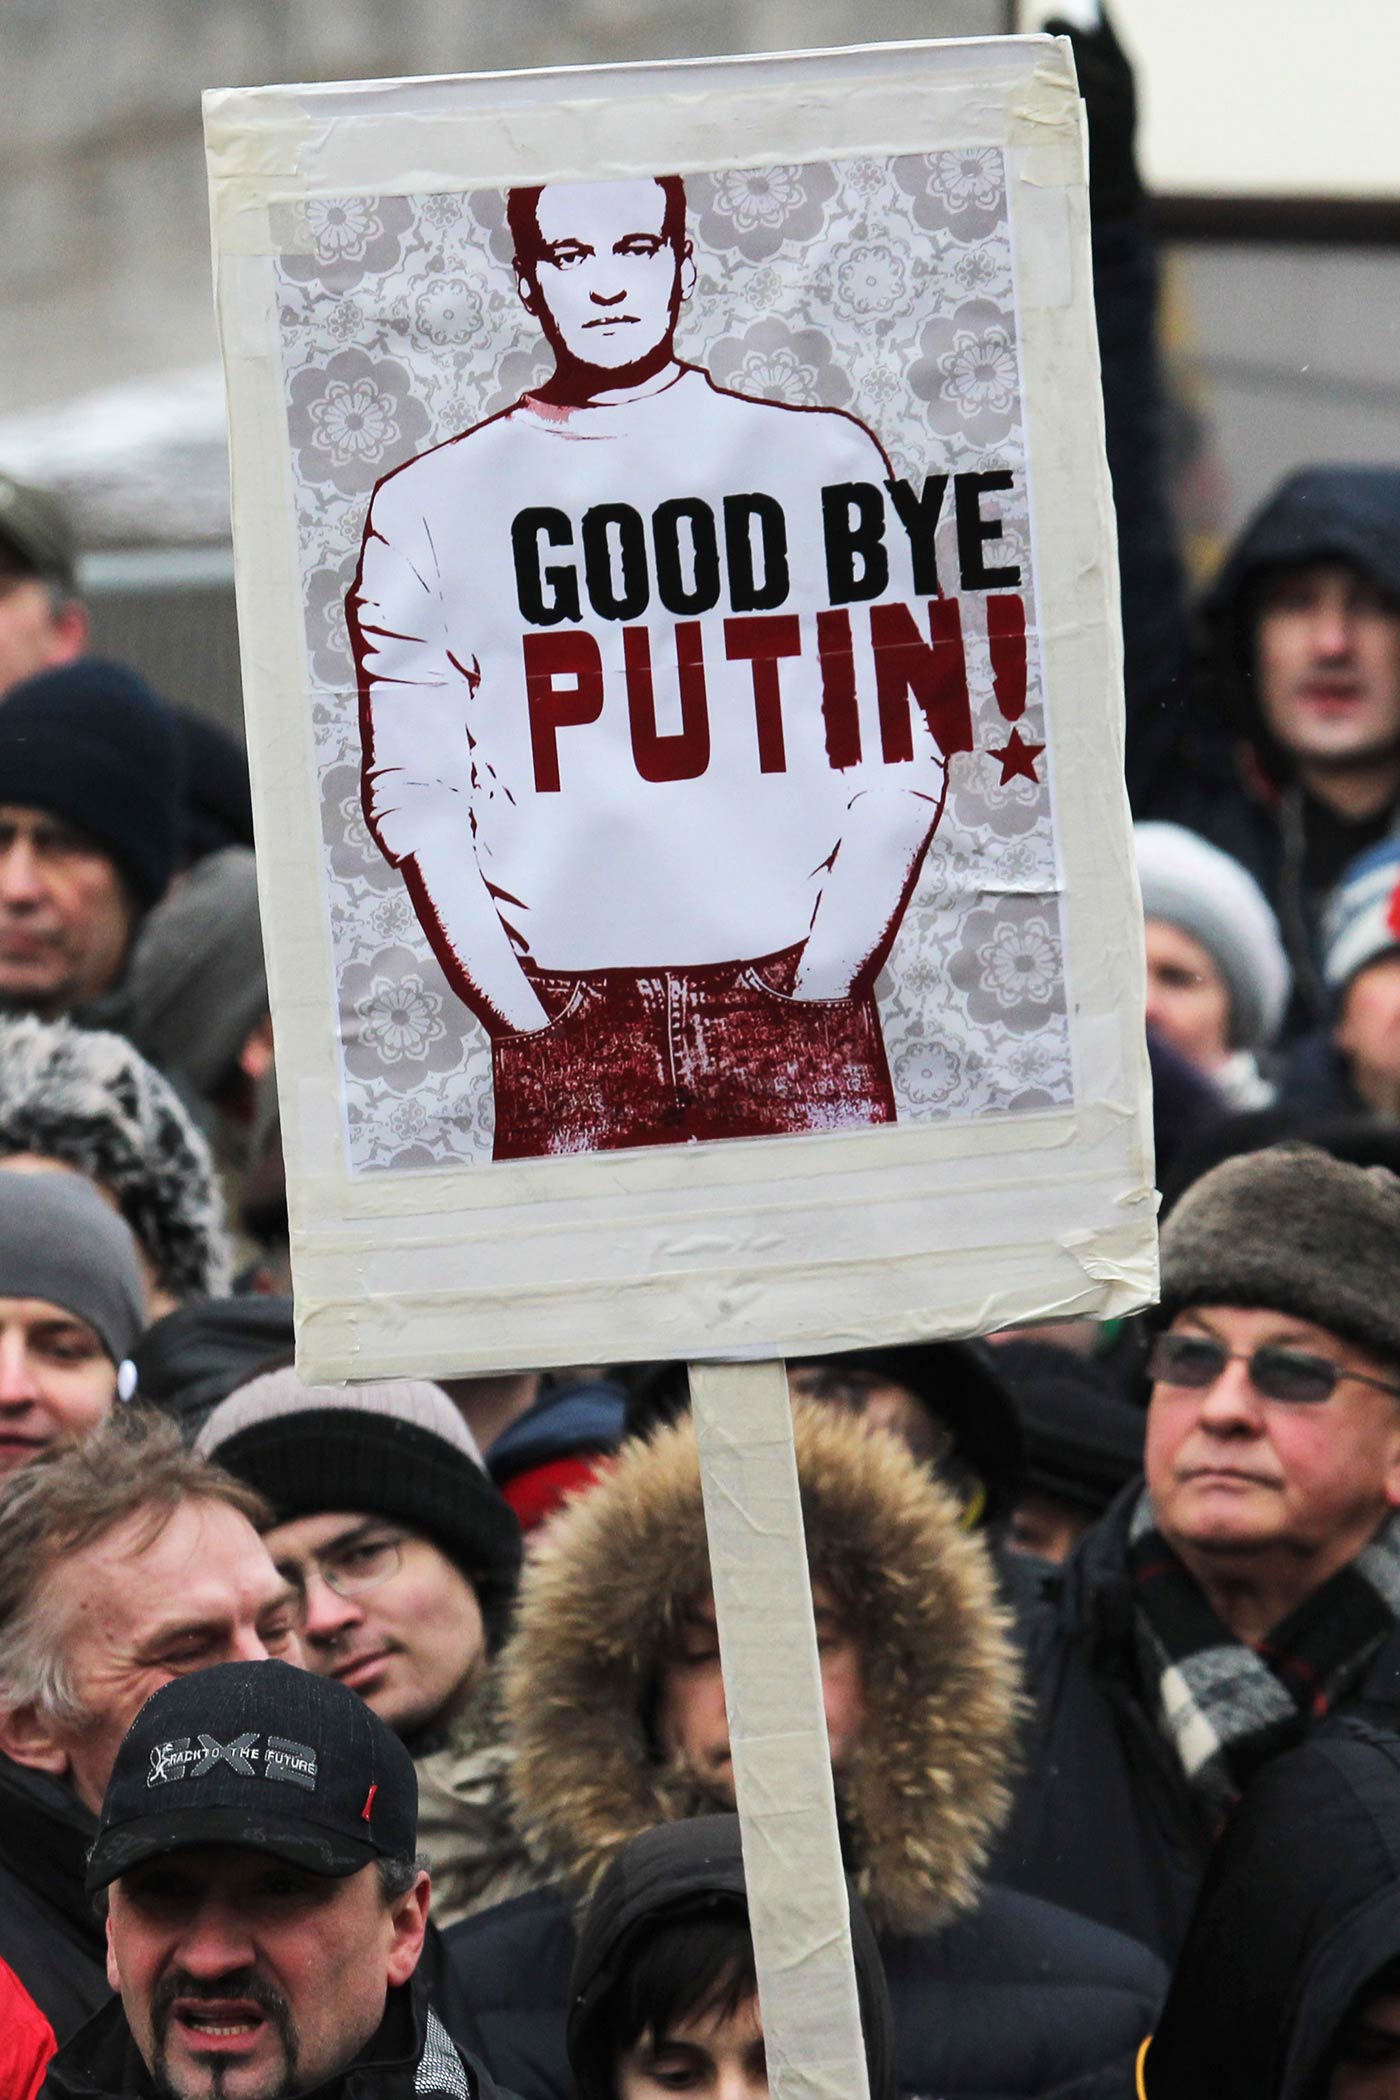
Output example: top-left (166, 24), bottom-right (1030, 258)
top-left (580, 1904), bottom-right (757, 2094)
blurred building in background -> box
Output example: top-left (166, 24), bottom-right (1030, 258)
top-left (2, 0), bottom-right (1397, 726)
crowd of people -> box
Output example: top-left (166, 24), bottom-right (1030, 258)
top-left (4, 13), bottom-right (1400, 2100)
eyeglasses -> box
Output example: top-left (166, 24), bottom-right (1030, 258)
top-left (1148, 1331), bottom-right (1400, 1406)
top-left (301, 1532), bottom-right (405, 1598)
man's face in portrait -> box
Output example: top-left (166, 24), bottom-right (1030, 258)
top-left (514, 178), bottom-right (694, 386)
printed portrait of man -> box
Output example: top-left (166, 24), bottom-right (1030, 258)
top-left (348, 172), bottom-right (973, 1161)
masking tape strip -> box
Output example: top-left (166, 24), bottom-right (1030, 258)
top-left (691, 1360), bottom-right (870, 2100)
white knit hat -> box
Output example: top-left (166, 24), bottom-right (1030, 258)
top-left (1135, 822), bottom-right (1291, 1051)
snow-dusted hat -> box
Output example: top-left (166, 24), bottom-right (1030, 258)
top-left (1135, 822), bottom-right (1291, 1051)
top-left (197, 1370), bottom-right (522, 1646)
top-left (1324, 838), bottom-right (1400, 994)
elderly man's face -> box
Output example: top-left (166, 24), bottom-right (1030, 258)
top-left (655, 1583), bottom-right (865, 1800)
top-left (107, 1848), bottom-right (429, 2100)
top-left (0, 1498), bottom-right (302, 1812)
top-left (1146, 1304), bottom-right (1400, 1594)
top-left (518, 180), bottom-right (688, 378)
top-left (0, 572), bottom-right (86, 698)
top-left (0, 1295), bottom-right (116, 1476)
top-left (0, 806), bottom-right (139, 1016)
top-left (265, 1511), bottom-right (486, 1740)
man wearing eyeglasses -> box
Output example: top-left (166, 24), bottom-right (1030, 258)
top-left (994, 1141), bottom-right (1400, 1963)
top-left (196, 1374), bottom-right (533, 1931)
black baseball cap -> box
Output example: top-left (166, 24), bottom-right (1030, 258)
top-left (86, 1661), bottom-right (417, 1892)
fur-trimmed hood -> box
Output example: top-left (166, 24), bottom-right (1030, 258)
top-left (502, 1404), bottom-right (1020, 1937)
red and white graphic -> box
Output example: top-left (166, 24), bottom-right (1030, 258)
top-left (348, 175), bottom-right (978, 1160)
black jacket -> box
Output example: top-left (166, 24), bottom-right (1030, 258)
top-left (444, 1876), bottom-right (1164, 2100)
top-left (41, 1976), bottom-right (513, 2100)
top-left (993, 1486), bottom-right (1400, 1961)
top-left (1144, 1720), bottom-right (1400, 2100)
top-left (0, 1754), bottom-right (108, 2044)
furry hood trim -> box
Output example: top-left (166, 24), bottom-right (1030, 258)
top-left (502, 1404), bottom-right (1020, 1936)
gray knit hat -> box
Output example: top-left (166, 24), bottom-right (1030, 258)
top-left (111, 846), bottom-right (268, 1101)
top-left (197, 1371), bottom-right (522, 1649)
top-left (1135, 822), bottom-right (1291, 1052)
top-left (0, 1169), bottom-right (146, 1365)
top-left (1159, 1142), bottom-right (1400, 1365)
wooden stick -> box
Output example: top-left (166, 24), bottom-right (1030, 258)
top-left (690, 1359), bottom-right (870, 2100)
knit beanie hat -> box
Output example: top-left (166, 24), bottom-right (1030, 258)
top-left (0, 1169), bottom-right (146, 1366)
top-left (0, 660), bottom-right (184, 907)
top-left (112, 847), bottom-right (268, 1100)
top-left (197, 1371), bottom-right (523, 1649)
top-left (1135, 822), bottom-right (1291, 1052)
top-left (1323, 837), bottom-right (1400, 994)
top-left (0, 1014), bottom-right (233, 1301)
top-left (1158, 1142), bottom-right (1400, 1366)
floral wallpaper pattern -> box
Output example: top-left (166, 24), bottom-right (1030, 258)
top-left (271, 150), bottom-right (1070, 1174)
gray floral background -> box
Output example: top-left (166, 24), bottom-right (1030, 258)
top-left (273, 149), bottom-right (1069, 1175)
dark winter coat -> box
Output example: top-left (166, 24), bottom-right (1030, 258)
top-left (1143, 1720), bottom-right (1400, 2100)
top-left (993, 1486), bottom-right (1400, 1961)
top-left (1132, 467), bottom-right (1400, 1034)
top-left (0, 1754), bottom-right (108, 2043)
top-left (41, 1976), bottom-right (513, 2100)
top-left (445, 1408), bottom-right (1165, 2100)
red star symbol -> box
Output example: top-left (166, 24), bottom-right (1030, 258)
top-left (987, 727), bottom-right (1045, 784)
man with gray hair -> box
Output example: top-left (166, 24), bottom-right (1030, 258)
top-left (0, 1410), bottom-right (301, 2041)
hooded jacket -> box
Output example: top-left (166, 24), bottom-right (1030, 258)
top-left (1134, 467), bottom-right (1400, 1033)
top-left (993, 1486), bottom-right (1400, 1961)
top-left (443, 1407), bottom-right (1165, 2100)
top-left (566, 1817), bottom-right (894, 2100)
top-left (0, 1753), bottom-right (109, 2043)
top-left (1142, 1721), bottom-right (1400, 2100)
top-left (40, 1976), bottom-right (513, 2100)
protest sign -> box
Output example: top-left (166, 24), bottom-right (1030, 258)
top-left (204, 33), bottom-right (1155, 1379)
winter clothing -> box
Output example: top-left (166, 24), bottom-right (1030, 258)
top-left (1134, 468), bottom-right (1400, 1033)
top-left (1158, 1141), bottom-right (1400, 1365)
top-left (567, 1816), bottom-right (894, 2100)
top-left (0, 1956), bottom-right (55, 2100)
top-left (1145, 1030), bottom-right (1229, 1183)
top-left (131, 1293), bottom-right (294, 1438)
top-left (993, 1485), bottom-right (1400, 1960)
top-left (0, 1169), bottom-right (146, 1366)
top-left (415, 1680), bottom-right (545, 1932)
top-left (486, 1378), bottom-right (624, 1534)
top-left (444, 1406), bottom-right (1165, 2100)
top-left (0, 1752), bottom-right (107, 2043)
top-left (41, 1976), bottom-right (512, 2100)
top-left (994, 1341), bottom-right (1144, 1518)
top-left (1142, 1721), bottom-right (1400, 2100)
top-left (624, 1341), bottom-right (1026, 1531)
top-left (170, 706), bottom-right (255, 865)
top-left (0, 473), bottom-right (77, 592)
top-left (0, 1015), bottom-right (232, 1300)
top-left (1129, 1491), bottom-right (1400, 1822)
top-left (1323, 834), bottom-right (1400, 991)
top-left (1136, 822), bottom-right (1290, 1052)
top-left (197, 1371), bottom-right (522, 1651)
top-left (108, 846), bottom-right (266, 1100)
top-left (0, 661), bottom-right (183, 908)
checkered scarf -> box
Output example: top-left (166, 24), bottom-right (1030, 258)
top-left (1129, 1490), bottom-right (1400, 1823)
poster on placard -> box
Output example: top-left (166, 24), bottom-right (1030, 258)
top-left (205, 37), bottom-right (1158, 1379)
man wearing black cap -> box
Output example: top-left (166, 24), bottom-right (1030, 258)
top-left (0, 473), bottom-right (87, 696)
top-left (0, 660), bottom-right (184, 1020)
top-left (43, 1660), bottom-right (513, 2100)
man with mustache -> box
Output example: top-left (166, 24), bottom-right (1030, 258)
top-left (997, 1143), bottom-right (1400, 1960)
top-left (40, 1661), bottom-right (515, 2100)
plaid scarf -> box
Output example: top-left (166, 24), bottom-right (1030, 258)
top-left (1129, 1490), bottom-right (1400, 1823)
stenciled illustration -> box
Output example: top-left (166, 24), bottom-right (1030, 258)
top-left (349, 173), bottom-right (1009, 1161)
top-left (277, 150), bottom-right (1066, 1176)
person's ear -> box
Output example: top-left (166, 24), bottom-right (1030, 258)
top-left (385, 1872), bottom-right (432, 1986)
top-left (0, 1700), bottom-right (71, 1780)
top-left (50, 600), bottom-right (89, 665)
top-left (515, 263), bottom-right (540, 318)
top-left (106, 1909), bottom-right (121, 1995)
top-left (679, 241), bottom-right (697, 302)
